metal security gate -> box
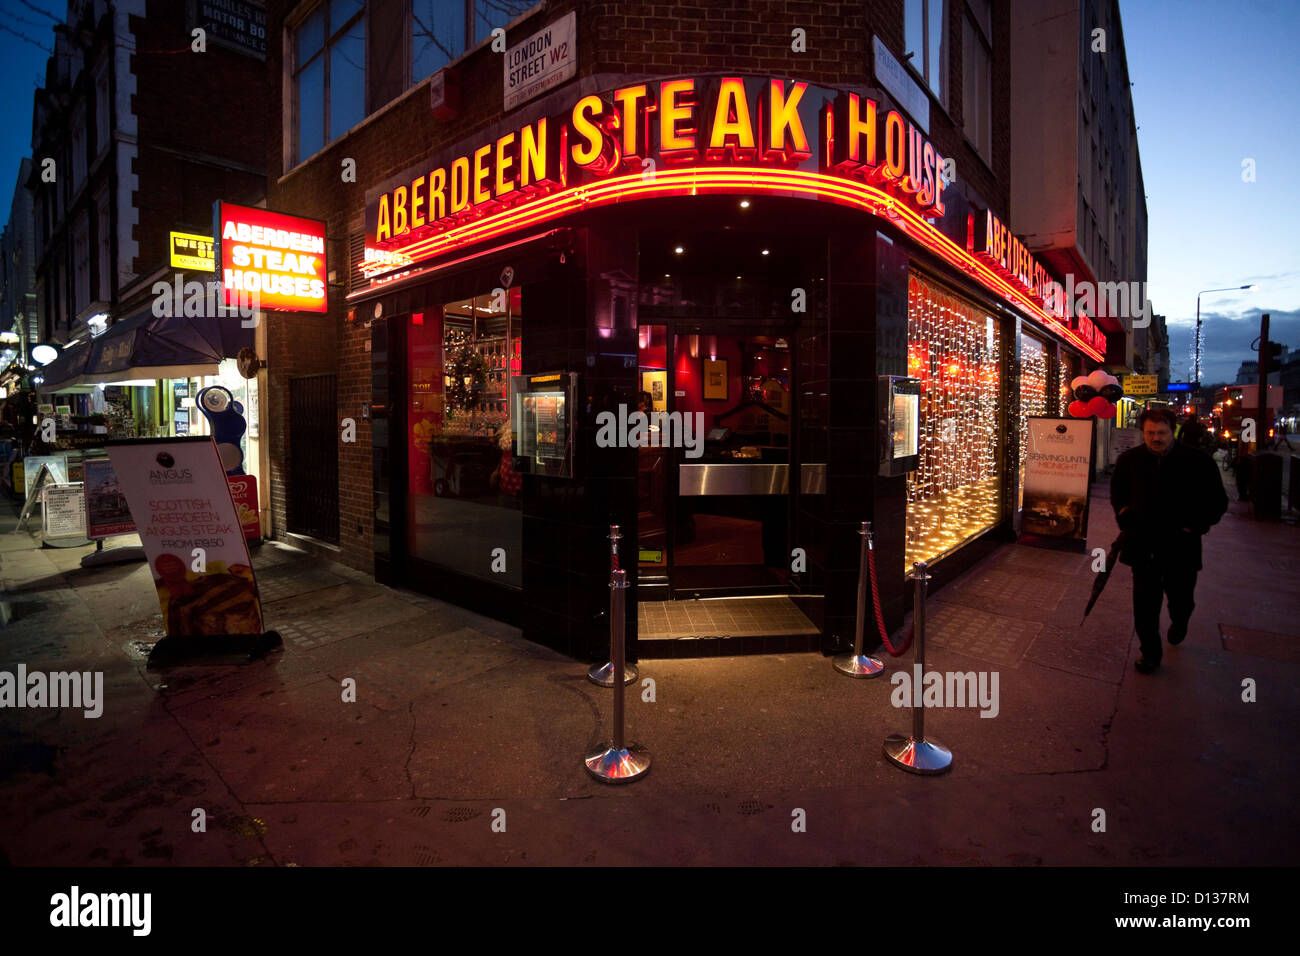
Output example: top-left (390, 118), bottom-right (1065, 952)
top-left (288, 373), bottom-right (340, 543)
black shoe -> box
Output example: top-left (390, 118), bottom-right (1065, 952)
top-left (1167, 627), bottom-right (1187, 646)
top-left (1134, 657), bottom-right (1161, 674)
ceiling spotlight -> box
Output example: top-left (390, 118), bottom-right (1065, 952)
top-left (739, 200), bottom-right (750, 208)
top-left (674, 246), bottom-right (684, 254)
top-left (761, 249), bottom-right (770, 256)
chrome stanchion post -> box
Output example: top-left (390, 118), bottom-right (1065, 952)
top-left (588, 523), bottom-right (638, 686)
top-left (883, 560), bottom-right (953, 774)
top-left (584, 567), bottom-right (652, 783)
top-left (833, 521), bottom-right (885, 677)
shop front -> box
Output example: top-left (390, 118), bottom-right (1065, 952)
top-left (353, 74), bottom-right (1104, 661)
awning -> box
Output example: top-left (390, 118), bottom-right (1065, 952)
top-left (34, 339), bottom-right (92, 392)
top-left (36, 307), bottom-right (253, 392)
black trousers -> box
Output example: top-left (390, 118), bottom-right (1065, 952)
top-left (1131, 561), bottom-right (1198, 663)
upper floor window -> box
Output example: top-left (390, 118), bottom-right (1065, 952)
top-left (412, 1), bottom-right (535, 84)
top-left (962, 0), bottom-right (992, 163)
top-left (905, 0), bottom-right (947, 106)
top-left (294, 0), bottom-right (366, 165)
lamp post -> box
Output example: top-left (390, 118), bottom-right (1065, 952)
top-left (1195, 284), bottom-right (1257, 385)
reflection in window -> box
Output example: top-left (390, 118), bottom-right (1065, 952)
top-left (905, 275), bottom-right (1002, 568)
top-left (407, 287), bottom-right (523, 586)
top-left (474, 0), bottom-right (534, 40)
top-left (412, 0), bottom-right (466, 83)
top-left (293, 1), bottom-right (366, 165)
top-left (904, 0), bottom-right (947, 104)
top-left (413, 1), bottom-right (536, 83)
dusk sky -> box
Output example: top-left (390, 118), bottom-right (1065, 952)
top-left (1, 0), bottom-right (1296, 386)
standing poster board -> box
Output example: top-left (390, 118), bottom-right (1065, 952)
top-left (83, 456), bottom-right (137, 538)
top-left (24, 454), bottom-right (67, 498)
top-left (1020, 417), bottom-right (1096, 550)
top-left (105, 437), bottom-right (267, 649)
top-left (42, 482), bottom-right (90, 547)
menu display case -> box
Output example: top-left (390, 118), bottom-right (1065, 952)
top-left (512, 372), bottom-right (576, 478)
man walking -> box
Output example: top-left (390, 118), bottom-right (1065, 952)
top-left (1111, 406), bottom-right (1229, 673)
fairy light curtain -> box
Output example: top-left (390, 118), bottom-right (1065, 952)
top-left (1017, 332), bottom-right (1050, 509)
top-left (904, 275), bottom-right (1004, 569)
top-left (1059, 350), bottom-right (1076, 416)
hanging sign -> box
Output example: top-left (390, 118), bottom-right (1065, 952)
top-left (104, 437), bottom-right (264, 637)
top-left (1020, 417), bottom-right (1095, 547)
top-left (215, 202), bottom-right (327, 313)
top-left (169, 231), bottom-right (215, 271)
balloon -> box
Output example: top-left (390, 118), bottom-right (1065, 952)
top-left (1068, 400), bottom-right (1092, 418)
top-left (1087, 395), bottom-right (1115, 418)
top-left (1073, 385), bottom-right (1098, 402)
top-left (1085, 369), bottom-right (1111, 391)
top-left (1099, 383), bottom-right (1123, 403)
top-left (1070, 375), bottom-right (1090, 393)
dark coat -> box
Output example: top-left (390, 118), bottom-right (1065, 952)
top-left (1110, 442), bottom-right (1228, 570)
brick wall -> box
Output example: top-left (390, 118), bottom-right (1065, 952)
top-left (263, 0), bottom-right (1016, 575)
top-left (128, 0), bottom-right (268, 290)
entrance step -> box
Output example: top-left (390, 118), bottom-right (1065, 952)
top-left (637, 595), bottom-right (820, 658)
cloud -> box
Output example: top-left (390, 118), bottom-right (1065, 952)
top-left (1165, 307), bottom-right (1300, 384)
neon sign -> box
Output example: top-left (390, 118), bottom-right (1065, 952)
top-left (216, 202), bottom-right (328, 314)
top-left (359, 76), bottom-right (1103, 361)
top-left (367, 76), bottom-right (948, 250)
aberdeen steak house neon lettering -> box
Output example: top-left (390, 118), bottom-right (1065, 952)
top-left (968, 207), bottom-right (1107, 353)
top-left (368, 76), bottom-right (949, 250)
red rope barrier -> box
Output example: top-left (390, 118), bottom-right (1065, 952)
top-left (867, 542), bottom-right (915, 657)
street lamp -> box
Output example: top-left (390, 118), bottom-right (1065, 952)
top-left (1195, 284), bottom-right (1257, 385)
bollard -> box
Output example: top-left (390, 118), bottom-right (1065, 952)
top-left (833, 520), bottom-right (885, 678)
top-left (584, 567), bottom-right (652, 783)
top-left (883, 561), bottom-right (953, 775)
top-left (588, 524), bottom-right (638, 686)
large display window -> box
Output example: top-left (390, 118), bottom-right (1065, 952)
top-left (406, 287), bottom-right (523, 586)
top-left (904, 275), bottom-right (1004, 568)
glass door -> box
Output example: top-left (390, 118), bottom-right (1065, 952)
top-left (665, 322), bottom-right (795, 596)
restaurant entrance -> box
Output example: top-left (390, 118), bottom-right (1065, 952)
top-left (631, 223), bottom-right (823, 652)
top-left (636, 318), bottom-right (796, 597)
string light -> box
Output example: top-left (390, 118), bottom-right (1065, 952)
top-left (904, 276), bottom-right (1003, 569)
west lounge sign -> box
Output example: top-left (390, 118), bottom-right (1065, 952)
top-left (366, 75), bottom-right (951, 264)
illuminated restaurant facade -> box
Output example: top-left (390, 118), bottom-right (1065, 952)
top-left (265, 0), bottom-right (1108, 660)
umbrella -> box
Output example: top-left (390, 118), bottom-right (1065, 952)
top-left (1082, 532), bottom-right (1125, 624)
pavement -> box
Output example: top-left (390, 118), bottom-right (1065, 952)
top-left (1, 467), bottom-right (1297, 868)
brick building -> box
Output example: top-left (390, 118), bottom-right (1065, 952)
top-left (26, 0), bottom-right (270, 484)
top-left (264, 0), bottom-right (1109, 660)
